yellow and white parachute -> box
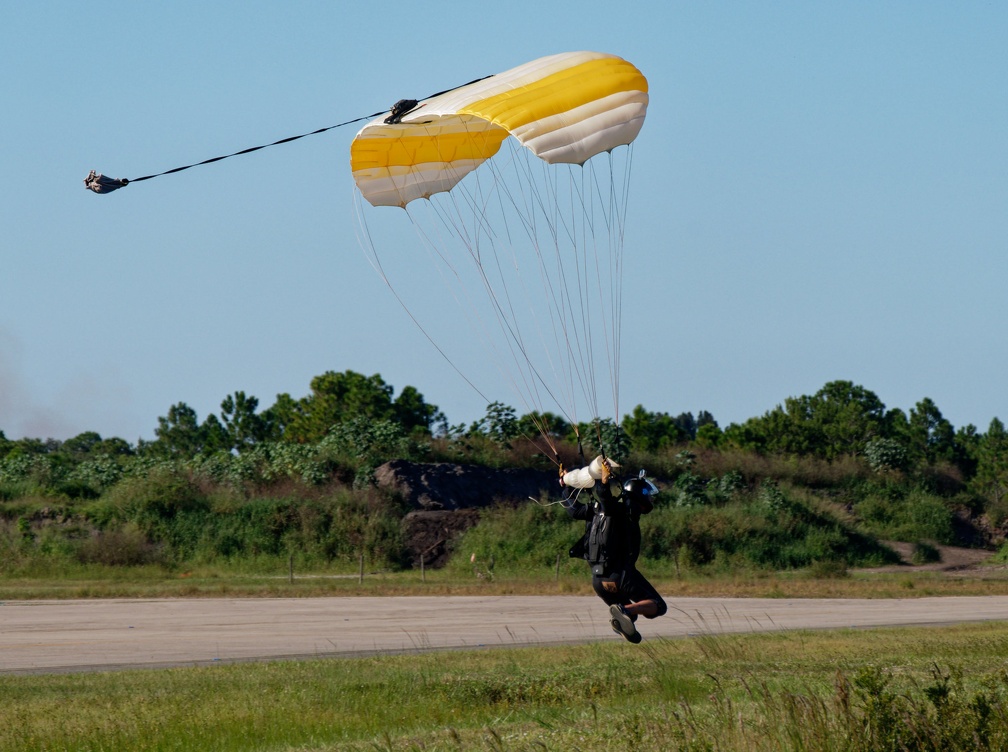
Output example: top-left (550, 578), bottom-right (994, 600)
top-left (352, 51), bottom-right (647, 207)
top-left (351, 51), bottom-right (648, 461)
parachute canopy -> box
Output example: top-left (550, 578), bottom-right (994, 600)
top-left (353, 52), bottom-right (648, 465)
top-left (351, 51), bottom-right (648, 208)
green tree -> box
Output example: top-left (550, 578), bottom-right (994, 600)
top-left (974, 418), bottom-right (1008, 508)
top-left (150, 403), bottom-right (222, 457)
top-left (952, 423), bottom-right (981, 479)
top-left (516, 411), bottom-right (572, 443)
top-left (392, 385), bottom-right (443, 434)
top-left (573, 417), bottom-right (629, 463)
top-left (261, 392), bottom-right (303, 441)
top-left (153, 403), bottom-right (201, 456)
top-left (283, 371), bottom-right (397, 443)
top-left (907, 397), bottom-right (955, 464)
top-left (200, 413), bottom-right (231, 455)
top-left (622, 405), bottom-right (685, 452)
top-left (470, 402), bottom-right (520, 444)
top-left (220, 391), bottom-right (267, 452)
top-left (795, 381), bottom-right (886, 459)
top-left (697, 410), bottom-right (718, 429)
top-left (695, 422), bottom-right (723, 448)
top-left (724, 381), bottom-right (885, 459)
top-left (94, 436), bottom-right (134, 457)
top-left (62, 431), bottom-right (103, 458)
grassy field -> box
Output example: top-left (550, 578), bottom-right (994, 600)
top-left (3, 565), bottom-right (1008, 750)
top-left (2, 620), bottom-right (1008, 751)
top-left (2, 559), bottom-right (1008, 601)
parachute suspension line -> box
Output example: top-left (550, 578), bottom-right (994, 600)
top-left (522, 153), bottom-right (594, 425)
top-left (566, 162), bottom-right (600, 427)
top-left (454, 143), bottom-right (605, 467)
top-left (522, 156), bottom-right (575, 418)
top-left (445, 145), bottom-right (632, 463)
top-left (416, 143), bottom-right (567, 463)
top-left (484, 146), bottom-right (571, 455)
top-left (611, 143), bottom-right (636, 430)
top-left (557, 163), bottom-right (590, 428)
top-left (441, 141), bottom-right (604, 465)
top-left (472, 147), bottom-right (580, 430)
top-left (567, 158), bottom-right (615, 436)
top-left (579, 161), bottom-right (605, 422)
top-left (352, 190), bottom-right (494, 409)
top-left (585, 150), bottom-right (628, 432)
top-left (504, 149), bottom-right (618, 439)
top-left (465, 167), bottom-right (569, 466)
top-left (598, 153), bottom-right (621, 428)
top-left (513, 150), bottom-right (592, 432)
top-left (443, 153), bottom-right (543, 410)
top-left (402, 194), bottom-right (541, 439)
top-left (432, 198), bottom-right (565, 467)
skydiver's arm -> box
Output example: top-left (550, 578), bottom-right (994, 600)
top-left (564, 495), bottom-right (592, 520)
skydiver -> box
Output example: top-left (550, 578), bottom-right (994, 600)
top-left (562, 457), bottom-right (667, 643)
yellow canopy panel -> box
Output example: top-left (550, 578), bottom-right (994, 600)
top-left (351, 51), bottom-right (649, 208)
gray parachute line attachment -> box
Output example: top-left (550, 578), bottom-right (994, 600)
top-left (83, 74), bottom-right (492, 195)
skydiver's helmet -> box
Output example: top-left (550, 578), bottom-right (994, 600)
top-left (623, 470), bottom-right (659, 512)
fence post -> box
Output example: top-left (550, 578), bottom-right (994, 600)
top-left (421, 554), bottom-right (426, 583)
top-left (555, 553), bottom-right (561, 582)
top-left (288, 553), bottom-right (294, 584)
top-left (359, 553), bottom-right (364, 585)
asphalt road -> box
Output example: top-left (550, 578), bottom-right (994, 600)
top-left (3, 595), bottom-right (1008, 674)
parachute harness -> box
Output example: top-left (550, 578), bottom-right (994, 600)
top-left (84, 75), bottom-right (493, 194)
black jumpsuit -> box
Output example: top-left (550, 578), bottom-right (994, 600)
top-left (566, 484), bottom-right (667, 617)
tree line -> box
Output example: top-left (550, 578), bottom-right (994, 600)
top-left (1, 372), bottom-right (1005, 507)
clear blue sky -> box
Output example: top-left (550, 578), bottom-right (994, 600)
top-left (2, 2), bottom-right (1006, 443)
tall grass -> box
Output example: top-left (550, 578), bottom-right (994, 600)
top-left (2, 623), bottom-right (1007, 751)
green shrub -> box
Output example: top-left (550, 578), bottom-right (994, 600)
top-left (864, 437), bottom-right (910, 472)
top-left (670, 471), bottom-right (706, 507)
top-left (912, 540), bottom-right (942, 564)
top-left (448, 484), bottom-right (895, 575)
top-left (843, 665), bottom-right (1008, 751)
top-left (75, 523), bottom-right (163, 566)
top-left (450, 501), bottom-right (582, 576)
top-left (104, 466), bottom-right (208, 529)
top-left (855, 488), bottom-right (955, 544)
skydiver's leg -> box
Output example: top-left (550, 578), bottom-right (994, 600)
top-left (624, 600), bottom-right (659, 619)
top-left (591, 574), bottom-right (622, 605)
top-left (620, 569), bottom-right (667, 620)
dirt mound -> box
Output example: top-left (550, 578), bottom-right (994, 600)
top-left (375, 459), bottom-right (555, 511)
top-left (879, 541), bottom-right (997, 573)
top-left (401, 509), bottom-right (481, 568)
top-left (375, 460), bottom-right (558, 567)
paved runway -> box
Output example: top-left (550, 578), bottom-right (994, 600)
top-left (2, 595), bottom-right (1007, 674)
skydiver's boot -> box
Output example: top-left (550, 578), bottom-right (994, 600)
top-left (609, 604), bottom-right (641, 644)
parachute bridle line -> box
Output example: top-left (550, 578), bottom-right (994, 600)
top-left (84, 75), bottom-right (495, 193)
